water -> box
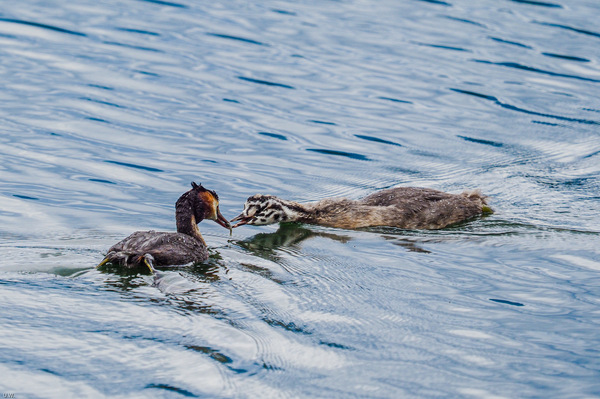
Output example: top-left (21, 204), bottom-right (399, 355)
top-left (1, 0), bottom-right (599, 397)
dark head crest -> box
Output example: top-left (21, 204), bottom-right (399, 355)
top-left (191, 181), bottom-right (205, 191)
top-left (190, 181), bottom-right (218, 200)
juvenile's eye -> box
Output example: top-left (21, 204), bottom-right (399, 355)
top-left (246, 205), bottom-right (258, 217)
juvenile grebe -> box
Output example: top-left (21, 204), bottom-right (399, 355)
top-left (231, 187), bottom-right (492, 230)
top-left (98, 182), bottom-right (231, 272)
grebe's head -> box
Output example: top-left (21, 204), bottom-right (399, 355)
top-left (231, 195), bottom-right (296, 227)
top-left (177, 182), bottom-right (230, 230)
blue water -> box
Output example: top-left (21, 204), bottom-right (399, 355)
top-left (1, 0), bottom-right (599, 397)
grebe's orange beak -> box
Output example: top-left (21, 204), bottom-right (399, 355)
top-left (214, 207), bottom-right (232, 234)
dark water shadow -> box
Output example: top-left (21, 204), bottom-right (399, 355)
top-left (233, 220), bottom-right (498, 256)
top-left (0, 17), bottom-right (87, 37)
top-left (96, 262), bottom-right (154, 279)
top-left (488, 36), bottom-right (532, 49)
top-left (104, 160), bottom-right (164, 172)
top-left (206, 33), bottom-right (265, 46)
top-left (380, 236), bottom-right (432, 253)
top-left (451, 88), bottom-right (600, 125)
top-left (354, 134), bottom-right (403, 147)
top-left (137, 0), bottom-right (188, 8)
top-left (144, 384), bottom-right (198, 397)
top-left (116, 27), bottom-right (161, 36)
top-left (413, 42), bottom-right (471, 52)
top-left (490, 298), bottom-right (525, 306)
top-left (102, 40), bottom-right (163, 53)
top-left (509, 0), bottom-right (562, 8)
top-left (414, 0), bottom-right (452, 6)
top-left (363, 216), bottom-right (593, 252)
top-left (258, 131), bottom-right (287, 140)
top-left (233, 217), bottom-right (516, 257)
top-left (370, 218), bottom-right (600, 239)
top-left (306, 148), bottom-right (370, 161)
top-left (233, 223), bottom-right (351, 261)
top-left (472, 60), bottom-right (600, 84)
top-left (238, 76), bottom-right (295, 89)
top-left (535, 21), bottom-right (600, 38)
top-left (542, 52), bottom-right (589, 62)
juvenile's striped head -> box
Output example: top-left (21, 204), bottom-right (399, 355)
top-left (231, 195), bottom-right (301, 227)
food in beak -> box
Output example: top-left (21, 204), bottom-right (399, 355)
top-left (230, 214), bottom-right (252, 228)
top-left (215, 208), bottom-right (232, 235)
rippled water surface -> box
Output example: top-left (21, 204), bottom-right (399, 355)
top-left (1, 0), bottom-right (599, 397)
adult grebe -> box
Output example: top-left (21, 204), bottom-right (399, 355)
top-left (231, 187), bottom-right (492, 230)
top-left (98, 182), bottom-right (231, 272)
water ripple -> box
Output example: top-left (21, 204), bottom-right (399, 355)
top-left (414, 42), bottom-right (471, 52)
top-left (306, 148), bottom-right (371, 161)
top-left (237, 76), bottom-right (295, 89)
top-left (415, 0), bottom-right (452, 6)
top-left (0, 17), bottom-right (87, 37)
top-left (542, 52), bottom-right (590, 62)
top-left (535, 21), bottom-right (600, 39)
top-left (450, 88), bottom-right (600, 125)
top-left (473, 60), bottom-right (600, 83)
top-left (445, 16), bottom-right (487, 28)
top-left (509, 0), bottom-right (562, 8)
top-left (144, 384), bottom-right (198, 397)
top-left (354, 134), bottom-right (403, 147)
top-left (101, 40), bottom-right (163, 53)
top-left (116, 27), bottom-right (161, 36)
top-left (137, 0), bottom-right (188, 8)
top-left (258, 132), bottom-right (288, 141)
top-left (206, 33), bottom-right (265, 46)
top-left (104, 160), bottom-right (164, 173)
top-left (488, 36), bottom-right (532, 48)
top-left (457, 135), bottom-right (504, 148)
top-left (1, 0), bottom-right (600, 397)
top-left (489, 298), bottom-right (525, 307)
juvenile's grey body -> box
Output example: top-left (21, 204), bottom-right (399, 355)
top-left (232, 187), bottom-right (491, 230)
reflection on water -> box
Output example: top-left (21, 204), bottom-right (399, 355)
top-left (235, 223), bottom-right (351, 258)
top-left (1, 0), bottom-right (600, 397)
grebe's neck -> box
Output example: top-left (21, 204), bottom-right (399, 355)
top-left (175, 202), bottom-right (206, 246)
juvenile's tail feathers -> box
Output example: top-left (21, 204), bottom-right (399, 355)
top-left (461, 189), bottom-right (493, 213)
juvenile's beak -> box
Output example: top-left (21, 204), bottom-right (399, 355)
top-left (214, 207), bottom-right (232, 234)
top-left (230, 213), bottom-right (253, 228)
